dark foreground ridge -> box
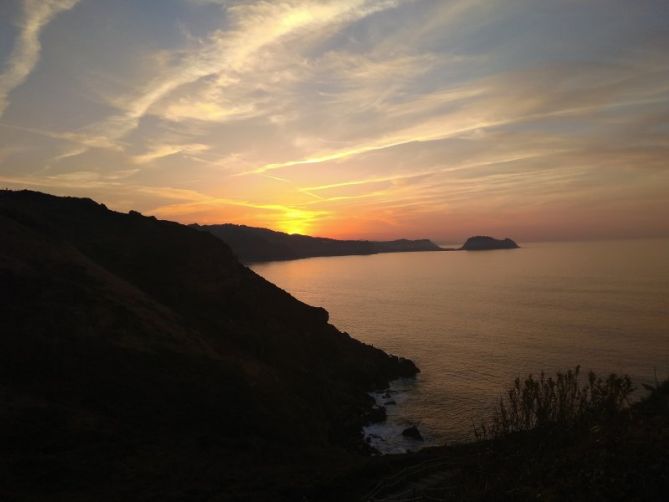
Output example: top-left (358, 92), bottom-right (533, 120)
top-left (460, 235), bottom-right (519, 251)
top-left (192, 223), bottom-right (443, 263)
top-left (0, 190), bottom-right (417, 501)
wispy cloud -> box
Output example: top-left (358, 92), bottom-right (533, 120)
top-left (0, 0), bottom-right (79, 117)
top-left (132, 143), bottom-right (210, 164)
top-left (1, 0), bottom-right (668, 240)
top-left (233, 59), bottom-right (669, 177)
top-left (80, 0), bottom-right (404, 148)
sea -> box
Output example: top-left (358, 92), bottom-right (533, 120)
top-left (251, 239), bottom-right (669, 454)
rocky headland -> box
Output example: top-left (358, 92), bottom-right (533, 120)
top-left (193, 223), bottom-right (443, 263)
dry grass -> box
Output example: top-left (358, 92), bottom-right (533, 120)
top-left (474, 366), bottom-right (634, 440)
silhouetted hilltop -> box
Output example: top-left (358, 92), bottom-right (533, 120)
top-left (192, 223), bottom-right (443, 262)
top-left (0, 190), bottom-right (417, 500)
top-left (460, 235), bottom-right (519, 251)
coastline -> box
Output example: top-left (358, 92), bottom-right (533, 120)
top-left (364, 377), bottom-right (438, 455)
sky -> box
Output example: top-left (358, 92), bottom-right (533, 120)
top-left (0, 0), bottom-right (668, 242)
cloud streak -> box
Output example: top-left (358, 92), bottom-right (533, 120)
top-left (0, 0), bottom-right (79, 117)
top-left (132, 143), bottom-right (210, 164)
top-left (80, 0), bottom-right (404, 148)
top-left (0, 0), bottom-right (668, 241)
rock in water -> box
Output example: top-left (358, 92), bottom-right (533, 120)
top-left (460, 235), bottom-right (519, 251)
top-left (402, 425), bottom-right (424, 441)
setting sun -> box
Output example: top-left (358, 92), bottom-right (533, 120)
top-left (279, 219), bottom-right (310, 236)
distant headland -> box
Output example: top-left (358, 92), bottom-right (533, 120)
top-left (192, 224), bottom-right (522, 262)
top-left (460, 235), bottom-right (520, 251)
top-left (192, 223), bottom-right (444, 263)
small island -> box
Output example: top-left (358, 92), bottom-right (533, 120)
top-left (460, 235), bottom-right (519, 251)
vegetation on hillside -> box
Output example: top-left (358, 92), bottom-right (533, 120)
top-left (316, 370), bottom-right (668, 501)
top-left (474, 366), bottom-right (634, 439)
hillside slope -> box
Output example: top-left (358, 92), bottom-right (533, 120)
top-left (0, 190), bottom-right (417, 501)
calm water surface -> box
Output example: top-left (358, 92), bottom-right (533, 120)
top-left (252, 239), bottom-right (669, 452)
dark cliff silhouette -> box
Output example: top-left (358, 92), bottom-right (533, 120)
top-left (460, 235), bottom-right (519, 251)
top-left (0, 190), bottom-right (417, 501)
top-left (1, 190), bottom-right (664, 501)
top-left (192, 223), bottom-right (443, 263)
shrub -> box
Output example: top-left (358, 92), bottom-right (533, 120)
top-left (474, 366), bottom-right (633, 440)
